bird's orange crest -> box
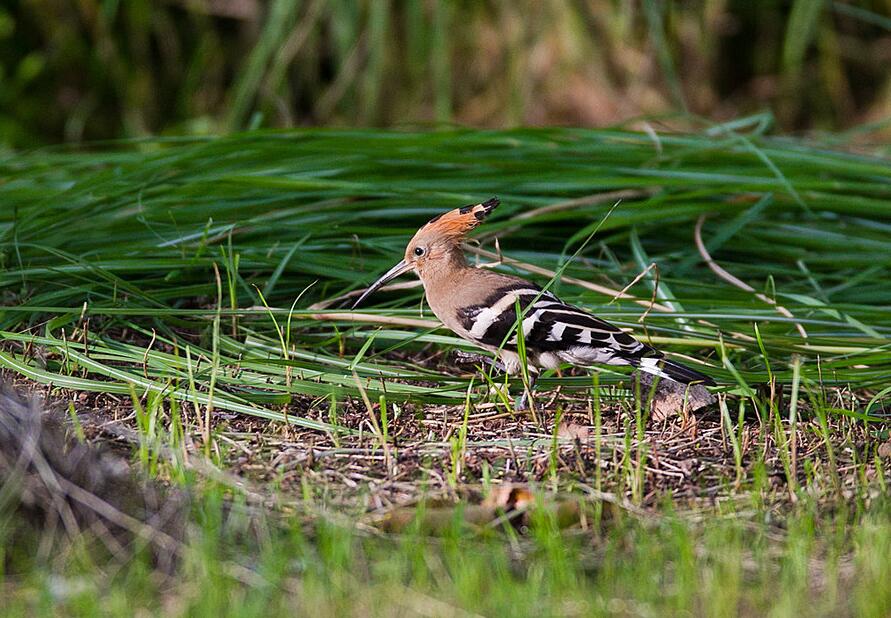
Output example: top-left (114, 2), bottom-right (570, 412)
top-left (421, 197), bottom-right (500, 240)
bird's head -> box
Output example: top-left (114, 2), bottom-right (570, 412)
top-left (352, 197), bottom-right (500, 308)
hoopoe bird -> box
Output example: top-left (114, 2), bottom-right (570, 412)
top-left (353, 198), bottom-right (715, 402)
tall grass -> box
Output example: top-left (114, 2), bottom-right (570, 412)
top-left (4, 2), bottom-right (891, 145)
top-left (1, 122), bottom-right (889, 429)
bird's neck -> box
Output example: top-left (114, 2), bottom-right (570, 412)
top-left (417, 246), bottom-right (474, 325)
top-left (417, 245), bottom-right (471, 288)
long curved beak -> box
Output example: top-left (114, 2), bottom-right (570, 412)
top-left (351, 259), bottom-right (413, 308)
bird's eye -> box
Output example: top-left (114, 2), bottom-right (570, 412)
top-left (414, 247), bottom-right (425, 257)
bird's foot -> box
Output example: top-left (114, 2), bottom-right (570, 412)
top-left (453, 351), bottom-right (542, 412)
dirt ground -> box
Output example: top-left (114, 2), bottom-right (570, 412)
top-left (5, 368), bottom-right (885, 521)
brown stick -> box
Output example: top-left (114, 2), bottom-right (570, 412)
top-left (694, 214), bottom-right (807, 339)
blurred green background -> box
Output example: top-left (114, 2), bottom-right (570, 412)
top-left (1, 0), bottom-right (891, 147)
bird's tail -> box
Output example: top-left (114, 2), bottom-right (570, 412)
top-left (638, 356), bottom-right (715, 387)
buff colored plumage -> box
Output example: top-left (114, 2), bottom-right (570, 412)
top-left (353, 198), bottom-right (714, 401)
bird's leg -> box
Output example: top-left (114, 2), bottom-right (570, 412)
top-left (453, 350), bottom-right (507, 373)
top-left (515, 370), bottom-right (538, 412)
top-left (453, 350), bottom-right (539, 412)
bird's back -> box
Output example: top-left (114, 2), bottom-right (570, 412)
top-left (426, 268), bottom-right (659, 373)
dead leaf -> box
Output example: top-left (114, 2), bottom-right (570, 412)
top-left (370, 484), bottom-right (616, 534)
top-left (636, 372), bottom-right (715, 421)
top-left (557, 422), bottom-right (590, 441)
top-left (483, 484), bottom-right (533, 511)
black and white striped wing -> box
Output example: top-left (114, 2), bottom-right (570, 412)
top-left (456, 282), bottom-right (652, 365)
top-left (519, 300), bottom-right (650, 362)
